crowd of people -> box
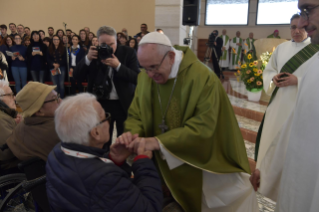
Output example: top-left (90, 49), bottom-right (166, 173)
top-left (0, 23), bottom-right (161, 97)
top-left (0, 0), bottom-right (319, 210)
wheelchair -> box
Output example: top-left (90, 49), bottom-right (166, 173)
top-left (0, 144), bottom-right (50, 212)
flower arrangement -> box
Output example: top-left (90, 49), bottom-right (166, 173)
top-left (234, 53), bottom-right (263, 91)
top-left (235, 49), bottom-right (274, 91)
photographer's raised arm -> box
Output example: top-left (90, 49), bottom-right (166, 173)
top-left (73, 46), bottom-right (98, 80)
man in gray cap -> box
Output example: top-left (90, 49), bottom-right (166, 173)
top-left (7, 82), bottom-right (62, 161)
top-left (117, 32), bottom-right (258, 212)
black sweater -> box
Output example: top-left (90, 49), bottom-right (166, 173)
top-left (46, 48), bottom-right (67, 70)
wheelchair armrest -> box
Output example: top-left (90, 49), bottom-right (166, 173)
top-left (22, 175), bottom-right (46, 191)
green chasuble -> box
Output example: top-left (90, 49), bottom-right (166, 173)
top-left (125, 46), bottom-right (251, 212)
top-left (267, 34), bottom-right (281, 39)
top-left (220, 35), bottom-right (229, 60)
top-left (246, 38), bottom-right (257, 61)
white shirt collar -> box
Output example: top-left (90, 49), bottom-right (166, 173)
top-left (168, 48), bottom-right (183, 79)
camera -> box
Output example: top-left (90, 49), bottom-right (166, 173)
top-left (207, 33), bottom-right (216, 48)
top-left (97, 43), bottom-right (113, 60)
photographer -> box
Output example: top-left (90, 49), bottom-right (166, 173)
top-left (208, 30), bottom-right (223, 78)
top-left (74, 26), bottom-right (140, 150)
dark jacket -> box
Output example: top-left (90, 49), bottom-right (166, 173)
top-left (215, 36), bottom-right (223, 59)
top-left (6, 116), bottom-right (60, 161)
top-left (26, 42), bottom-right (47, 71)
top-left (68, 46), bottom-right (86, 68)
top-left (46, 48), bottom-right (67, 70)
top-left (74, 45), bottom-right (140, 113)
top-left (0, 100), bottom-right (19, 170)
top-left (10, 45), bottom-right (27, 67)
top-left (46, 142), bottom-right (162, 212)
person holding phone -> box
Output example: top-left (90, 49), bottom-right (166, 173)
top-left (10, 34), bottom-right (27, 93)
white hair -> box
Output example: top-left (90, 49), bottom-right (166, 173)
top-left (55, 93), bottom-right (100, 145)
top-left (0, 80), bottom-right (9, 99)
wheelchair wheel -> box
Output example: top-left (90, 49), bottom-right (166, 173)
top-left (0, 174), bottom-right (27, 201)
top-left (0, 182), bottom-right (35, 212)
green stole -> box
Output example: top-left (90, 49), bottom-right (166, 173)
top-left (220, 35), bottom-right (229, 60)
top-left (246, 38), bottom-right (257, 61)
top-left (255, 43), bottom-right (319, 160)
top-left (232, 37), bottom-right (242, 65)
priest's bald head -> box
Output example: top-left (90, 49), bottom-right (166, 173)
top-left (236, 31), bottom-right (241, 37)
top-left (138, 32), bottom-right (176, 84)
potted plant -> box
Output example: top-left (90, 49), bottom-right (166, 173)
top-left (235, 53), bottom-right (264, 102)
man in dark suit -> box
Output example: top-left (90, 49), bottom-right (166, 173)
top-left (74, 26), bottom-right (140, 150)
top-left (208, 30), bottom-right (223, 79)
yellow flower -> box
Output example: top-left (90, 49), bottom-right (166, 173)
top-left (232, 48), bottom-right (237, 54)
top-left (246, 70), bottom-right (251, 74)
top-left (257, 69), bottom-right (263, 75)
top-left (249, 62), bottom-right (254, 67)
top-left (253, 61), bottom-right (258, 66)
top-left (254, 73), bottom-right (260, 76)
top-left (250, 77), bottom-right (255, 82)
top-left (247, 54), bottom-right (252, 60)
top-left (237, 70), bottom-right (241, 73)
top-left (241, 64), bottom-right (247, 69)
top-left (238, 61), bottom-right (242, 66)
top-left (245, 43), bottom-right (248, 46)
top-left (261, 75), bottom-right (263, 79)
top-left (244, 50), bottom-right (247, 54)
top-left (253, 68), bottom-right (258, 72)
top-left (256, 81), bottom-right (263, 86)
top-left (234, 73), bottom-right (237, 76)
top-left (247, 79), bottom-right (251, 83)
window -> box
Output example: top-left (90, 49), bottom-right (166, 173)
top-left (257, 0), bottom-right (299, 25)
top-left (205, 0), bottom-right (249, 25)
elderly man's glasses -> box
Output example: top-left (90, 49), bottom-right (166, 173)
top-left (299, 5), bottom-right (319, 20)
top-left (97, 112), bottom-right (111, 126)
top-left (0, 92), bottom-right (15, 98)
top-left (144, 51), bottom-right (170, 73)
top-left (43, 94), bottom-right (60, 104)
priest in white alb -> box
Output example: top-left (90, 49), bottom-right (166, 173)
top-left (219, 29), bottom-right (230, 69)
top-left (251, 14), bottom-right (316, 202)
top-left (274, 1), bottom-right (319, 211)
top-left (229, 31), bottom-right (244, 70)
top-left (116, 32), bottom-right (259, 212)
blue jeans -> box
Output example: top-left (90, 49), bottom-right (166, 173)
top-left (51, 66), bottom-right (66, 98)
top-left (31, 70), bottom-right (45, 83)
top-left (11, 66), bottom-right (27, 93)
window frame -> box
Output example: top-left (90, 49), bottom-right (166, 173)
top-left (204, 0), bottom-right (250, 26)
top-left (255, 0), bottom-right (296, 25)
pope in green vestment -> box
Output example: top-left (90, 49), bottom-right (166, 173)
top-left (123, 33), bottom-right (252, 212)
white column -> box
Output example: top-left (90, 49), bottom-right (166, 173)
top-left (155, 0), bottom-right (189, 47)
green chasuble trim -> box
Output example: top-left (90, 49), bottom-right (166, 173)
top-left (125, 46), bottom-right (250, 212)
top-left (232, 37), bottom-right (242, 65)
top-left (246, 38), bottom-right (257, 61)
top-left (220, 35), bottom-right (229, 60)
top-left (255, 43), bottom-right (319, 161)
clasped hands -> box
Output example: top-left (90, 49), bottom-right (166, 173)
top-left (109, 132), bottom-right (160, 165)
top-left (273, 72), bottom-right (298, 87)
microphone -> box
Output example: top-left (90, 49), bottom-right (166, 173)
top-left (63, 22), bottom-right (67, 26)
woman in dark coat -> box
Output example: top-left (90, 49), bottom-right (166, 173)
top-left (68, 35), bottom-right (86, 94)
top-left (26, 31), bottom-right (47, 83)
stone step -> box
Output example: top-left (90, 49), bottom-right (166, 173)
top-left (236, 115), bottom-right (261, 144)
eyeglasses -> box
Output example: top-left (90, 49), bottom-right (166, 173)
top-left (43, 94), bottom-right (60, 104)
top-left (0, 92), bottom-right (15, 98)
top-left (144, 51), bottom-right (170, 73)
top-left (89, 112), bottom-right (111, 133)
top-left (97, 112), bottom-right (111, 126)
top-left (298, 5), bottom-right (319, 20)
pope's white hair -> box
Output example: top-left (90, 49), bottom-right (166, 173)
top-left (0, 80), bottom-right (9, 99)
top-left (55, 93), bottom-right (100, 145)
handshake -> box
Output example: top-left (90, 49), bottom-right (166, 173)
top-left (109, 132), bottom-right (160, 165)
